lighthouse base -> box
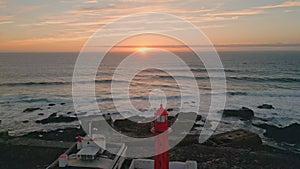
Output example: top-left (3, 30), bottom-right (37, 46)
top-left (129, 159), bottom-right (197, 169)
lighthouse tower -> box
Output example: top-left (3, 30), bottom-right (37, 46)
top-left (152, 104), bottom-right (169, 169)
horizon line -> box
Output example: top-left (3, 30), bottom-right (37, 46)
top-left (1, 43), bottom-right (300, 53)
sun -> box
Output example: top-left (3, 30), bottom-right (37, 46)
top-left (137, 47), bottom-right (150, 53)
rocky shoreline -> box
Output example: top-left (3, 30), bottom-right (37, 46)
top-left (1, 104), bottom-right (300, 168)
top-left (1, 116), bottom-right (300, 169)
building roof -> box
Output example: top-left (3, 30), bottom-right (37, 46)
top-left (77, 146), bottom-right (100, 156)
top-left (59, 154), bottom-right (68, 158)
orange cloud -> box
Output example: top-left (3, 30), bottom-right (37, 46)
top-left (257, 1), bottom-right (300, 9)
top-left (205, 9), bottom-right (263, 17)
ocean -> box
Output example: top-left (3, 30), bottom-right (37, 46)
top-left (0, 50), bottom-right (300, 152)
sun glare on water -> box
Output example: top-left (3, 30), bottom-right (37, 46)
top-left (137, 47), bottom-right (151, 53)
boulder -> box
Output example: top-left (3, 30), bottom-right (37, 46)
top-left (22, 120), bottom-right (29, 123)
top-left (36, 113), bottom-right (77, 124)
top-left (221, 107), bottom-right (254, 120)
top-left (48, 103), bottom-right (56, 106)
top-left (255, 123), bottom-right (300, 144)
top-left (23, 107), bottom-right (41, 113)
top-left (49, 112), bottom-right (57, 118)
top-left (113, 118), bottom-right (152, 137)
top-left (196, 114), bottom-right (202, 121)
top-left (257, 104), bottom-right (274, 109)
top-left (203, 129), bottom-right (262, 148)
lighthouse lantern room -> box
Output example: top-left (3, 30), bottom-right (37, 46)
top-left (154, 104), bottom-right (169, 133)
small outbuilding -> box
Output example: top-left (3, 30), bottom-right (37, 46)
top-left (76, 146), bottom-right (100, 160)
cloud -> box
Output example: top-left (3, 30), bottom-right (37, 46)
top-left (64, 21), bottom-right (105, 26)
top-left (35, 21), bottom-right (67, 26)
top-left (84, 43), bottom-right (300, 49)
top-left (284, 9), bottom-right (294, 13)
top-left (214, 43), bottom-right (300, 48)
top-left (9, 1), bottom-right (239, 47)
top-left (5, 0), bottom-right (299, 52)
top-left (0, 15), bottom-right (13, 21)
top-left (202, 16), bottom-right (239, 22)
top-left (205, 9), bottom-right (263, 17)
top-left (257, 1), bottom-right (300, 9)
top-left (17, 4), bottom-right (47, 14)
top-left (0, 21), bottom-right (14, 25)
top-left (0, 0), bottom-right (7, 8)
top-left (85, 0), bottom-right (98, 3)
top-left (0, 15), bottom-right (13, 24)
top-left (118, 0), bottom-right (177, 2)
top-left (200, 24), bottom-right (225, 29)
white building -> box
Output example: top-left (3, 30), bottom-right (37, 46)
top-left (58, 134), bottom-right (126, 169)
top-left (129, 159), bottom-right (197, 169)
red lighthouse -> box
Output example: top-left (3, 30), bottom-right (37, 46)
top-left (152, 104), bottom-right (169, 169)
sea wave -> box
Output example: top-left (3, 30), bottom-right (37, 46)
top-left (1, 76), bottom-right (299, 88)
top-left (97, 95), bottom-right (181, 102)
top-left (16, 98), bottom-right (51, 103)
top-left (0, 79), bottom-right (126, 87)
top-left (191, 68), bottom-right (239, 73)
top-left (229, 77), bottom-right (300, 83)
top-left (202, 91), bottom-right (300, 97)
top-left (156, 75), bottom-right (300, 83)
top-left (0, 81), bottom-right (71, 86)
top-left (227, 92), bottom-right (248, 96)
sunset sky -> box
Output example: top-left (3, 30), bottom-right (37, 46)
top-left (0, 0), bottom-right (300, 52)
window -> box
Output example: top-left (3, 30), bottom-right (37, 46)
top-left (157, 116), bottom-right (166, 122)
top-left (157, 116), bottom-right (161, 122)
top-left (80, 155), bottom-right (94, 160)
top-left (160, 116), bottom-right (165, 122)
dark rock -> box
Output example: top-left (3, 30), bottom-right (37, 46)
top-left (22, 127), bottom-right (86, 142)
top-left (23, 108), bottom-right (41, 113)
top-left (76, 112), bottom-right (87, 116)
top-left (60, 103), bottom-right (66, 105)
top-left (37, 113), bottom-right (44, 116)
top-left (87, 112), bottom-right (191, 138)
top-left (221, 107), bottom-right (254, 120)
top-left (22, 120), bottom-right (29, 123)
top-left (36, 113), bottom-right (77, 124)
top-left (67, 111), bottom-right (72, 115)
top-left (113, 117), bottom-right (152, 137)
top-left (255, 123), bottom-right (300, 144)
top-left (167, 108), bottom-right (174, 112)
top-left (138, 108), bottom-right (148, 112)
top-left (203, 129), bottom-right (262, 148)
top-left (257, 104), bottom-right (274, 109)
top-left (196, 114), bottom-right (202, 121)
top-left (49, 112), bottom-right (57, 118)
top-left (48, 103), bottom-right (56, 106)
